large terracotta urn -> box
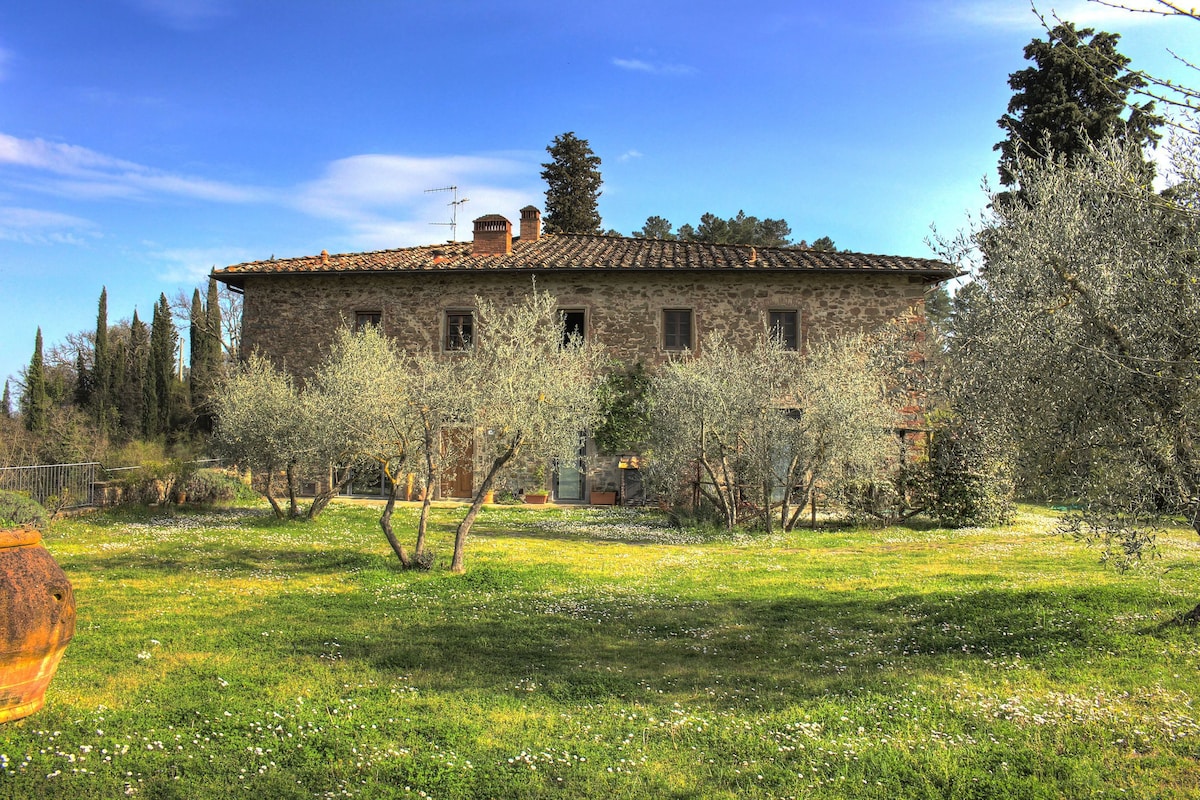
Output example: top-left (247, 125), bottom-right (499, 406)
top-left (0, 528), bottom-right (75, 723)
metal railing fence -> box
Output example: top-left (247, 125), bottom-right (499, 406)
top-left (0, 462), bottom-right (99, 509)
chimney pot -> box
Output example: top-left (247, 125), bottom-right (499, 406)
top-left (519, 206), bottom-right (542, 243)
top-left (472, 214), bottom-right (512, 255)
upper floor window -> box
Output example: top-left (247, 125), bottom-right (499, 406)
top-left (560, 309), bottom-right (586, 347)
top-left (445, 310), bottom-right (474, 351)
top-left (769, 310), bottom-right (799, 350)
top-left (663, 309), bottom-right (693, 351)
top-left (354, 311), bottom-right (381, 332)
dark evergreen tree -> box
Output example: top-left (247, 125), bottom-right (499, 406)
top-left (541, 131), bottom-right (603, 234)
top-left (808, 236), bottom-right (837, 252)
top-left (2, 379), bottom-right (11, 418)
top-left (996, 21), bottom-right (1162, 187)
top-left (149, 293), bottom-right (176, 436)
top-left (632, 216), bottom-right (675, 240)
top-left (73, 349), bottom-right (93, 409)
top-left (23, 328), bottom-right (48, 434)
top-left (189, 285), bottom-right (222, 433)
top-left (205, 277), bottom-right (223, 363)
top-left (122, 311), bottom-right (149, 439)
top-left (677, 211), bottom-right (792, 247)
top-left (93, 287), bottom-right (111, 426)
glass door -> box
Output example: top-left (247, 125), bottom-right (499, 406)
top-left (553, 433), bottom-right (586, 502)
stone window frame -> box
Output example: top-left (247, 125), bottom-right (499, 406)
top-left (768, 309), bottom-right (799, 351)
top-left (354, 310), bottom-right (382, 332)
top-left (558, 308), bottom-right (587, 347)
top-left (662, 308), bottom-right (694, 352)
top-left (444, 309), bottom-right (475, 352)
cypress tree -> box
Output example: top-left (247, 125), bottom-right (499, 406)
top-left (149, 294), bottom-right (176, 435)
top-left (206, 277), bottom-right (224, 366)
top-left (2, 379), bottom-right (11, 418)
top-left (125, 311), bottom-right (149, 439)
top-left (93, 287), bottom-right (111, 425)
top-left (24, 328), bottom-right (48, 433)
top-left (73, 349), bottom-right (93, 409)
top-left (189, 287), bottom-right (206, 429)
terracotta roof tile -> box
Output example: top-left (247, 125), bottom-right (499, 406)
top-left (212, 232), bottom-right (956, 286)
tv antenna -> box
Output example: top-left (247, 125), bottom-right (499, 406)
top-left (425, 185), bottom-right (469, 241)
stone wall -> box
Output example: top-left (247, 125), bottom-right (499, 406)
top-left (239, 269), bottom-right (934, 501)
top-left (241, 269), bottom-right (932, 374)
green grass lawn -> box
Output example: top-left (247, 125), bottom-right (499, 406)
top-left (2, 501), bottom-right (1199, 799)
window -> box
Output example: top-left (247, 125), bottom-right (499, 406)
top-left (663, 309), bottom-right (693, 351)
top-left (445, 311), bottom-right (473, 351)
top-left (560, 309), bottom-right (585, 347)
top-left (354, 311), bottom-right (381, 332)
top-left (769, 310), bottom-right (799, 350)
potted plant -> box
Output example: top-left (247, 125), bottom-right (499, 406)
top-left (0, 490), bottom-right (76, 724)
top-left (523, 464), bottom-right (550, 504)
top-left (589, 482), bottom-right (618, 506)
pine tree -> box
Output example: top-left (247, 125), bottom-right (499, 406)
top-left (24, 328), bottom-right (48, 434)
top-left (995, 21), bottom-right (1162, 187)
top-left (632, 216), bottom-right (676, 240)
top-left (541, 132), bottom-right (603, 234)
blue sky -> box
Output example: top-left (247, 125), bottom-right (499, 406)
top-left (0, 0), bottom-right (1193, 390)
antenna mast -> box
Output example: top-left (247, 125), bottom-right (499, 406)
top-left (425, 186), bottom-right (469, 241)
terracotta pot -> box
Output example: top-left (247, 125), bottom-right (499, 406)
top-left (0, 528), bottom-right (76, 724)
top-left (483, 490), bottom-right (495, 504)
top-left (589, 491), bottom-right (617, 506)
top-left (523, 493), bottom-right (549, 505)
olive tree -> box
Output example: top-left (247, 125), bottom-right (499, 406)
top-left (449, 286), bottom-right (603, 572)
top-left (214, 327), bottom-right (405, 521)
top-left (645, 331), bottom-right (895, 531)
top-left (950, 129), bottom-right (1200, 592)
top-left (212, 353), bottom-right (311, 518)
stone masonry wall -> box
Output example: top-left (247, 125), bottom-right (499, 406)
top-left (241, 270), bottom-right (931, 374)
top-left (239, 269), bottom-right (933, 500)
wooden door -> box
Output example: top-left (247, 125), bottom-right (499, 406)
top-left (440, 428), bottom-right (474, 498)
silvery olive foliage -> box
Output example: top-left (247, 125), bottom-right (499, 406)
top-left (212, 352), bottom-right (312, 518)
top-left (215, 327), bottom-right (406, 520)
top-left (449, 286), bottom-right (605, 571)
top-left (644, 331), bottom-right (895, 531)
top-left (949, 127), bottom-right (1200, 582)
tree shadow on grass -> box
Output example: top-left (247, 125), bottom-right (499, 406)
top-left (250, 583), bottom-right (1170, 709)
top-left (69, 546), bottom-right (381, 577)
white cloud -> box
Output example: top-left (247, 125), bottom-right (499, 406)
top-left (618, 150), bottom-right (644, 162)
top-left (0, 206), bottom-right (98, 244)
top-left (293, 153), bottom-right (541, 248)
top-left (612, 57), bottom-right (695, 76)
top-left (0, 134), bottom-right (546, 253)
top-left (0, 132), bottom-right (269, 203)
top-left (128, 0), bottom-right (234, 31)
top-left (949, 0), bottom-right (1176, 30)
top-left (151, 246), bottom-right (256, 283)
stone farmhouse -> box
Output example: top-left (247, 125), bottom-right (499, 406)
top-left (212, 206), bottom-right (956, 502)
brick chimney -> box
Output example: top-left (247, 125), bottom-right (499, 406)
top-left (472, 214), bottom-right (512, 255)
top-left (519, 206), bottom-right (541, 242)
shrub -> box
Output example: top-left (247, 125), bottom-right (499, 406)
top-left (0, 490), bottom-right (48, 530)
top-left (181, 469), bottom-right (256, 504)
top-left (929, 416), bottom-right (1015, 527)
